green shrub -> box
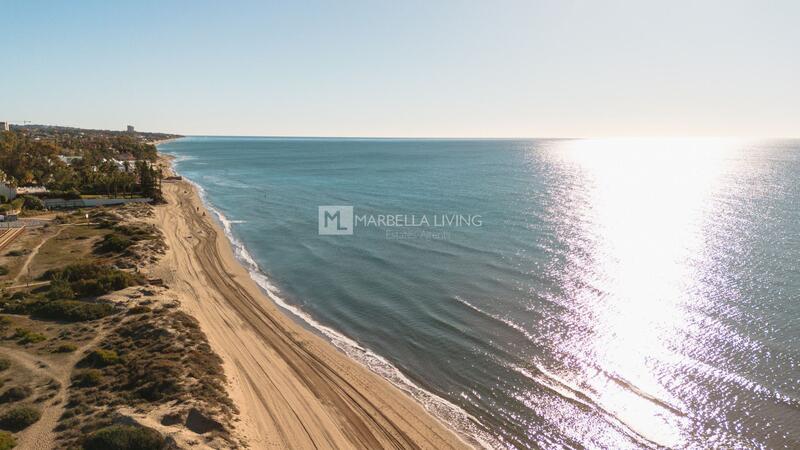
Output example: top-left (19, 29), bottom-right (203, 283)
top-left (21, 195), bottom-right (45, 211)
top-left (0, 386), bottom-right (32, 403)
top-left (127, 305), bottom-right (151, 315)
top-left (53, 343), bottom-right (78, 353)
top-left (0, 405), bottom-right (41, 431)
top-left (0, 267), bottom-right (7, 276)
top-left (13, 328), bottom-right (46, 344)
top-left (32, 300), bottom-right (114, 322)
top-left (72, 369), bottom-right (102, 387)
top-left (83, 425), bottom-right (165, 450)
top-left (5, 250), bottom-right (25, 257)
top-left (0, 359), bottom-right (9, 371)
top-left (0, 431), bottom-right (15, 450)
top-left (84, 349), bottom-right (120, 367)
top-left (46, 278), bottom-right (75, 300)
top-left (95, 233), bottom-right (133, 254)
top-left (44, 263), bottom-right (140, 297)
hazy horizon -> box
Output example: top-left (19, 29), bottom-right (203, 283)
top-left (2, 1), bottom-right (799, 138)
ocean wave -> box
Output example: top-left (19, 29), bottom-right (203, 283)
top-left (453, 295), bottom-right (539, 344)
top-left (164, 152), bottom-right (196, 163)
top-left (176, 168), bottom-right (500, 449)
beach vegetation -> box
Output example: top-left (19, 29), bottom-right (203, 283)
top-left (0, 431), bottom-right (15, 450)
top-left (71, 369), bottom-right (103, 387)
top-left (0, 405), bottom-right (41, 431)
top-left (53, 343), bottom-right (78, 353)
top-left (95, 233), bottom-right (134, 254)
top-left (0, 385), bottom-right (32, 403)
top-left (21, 195), bottom-right (45, 210)
top-left (82, 349), bottom-right (121, 367)
top-left (33, 300), bottom-right (114, 322)
top-left (43, 262), bottom-right (141, 297)
top-left (12, 328), bottom-right (46, 344)
top-left (83, 424), bottom-right (165, 450)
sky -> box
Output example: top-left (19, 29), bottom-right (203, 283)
top-left (1, 1), bottom-right (798, 138)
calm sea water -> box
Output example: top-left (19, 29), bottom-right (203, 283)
top-left (161, 137), bottom-right (800, 449)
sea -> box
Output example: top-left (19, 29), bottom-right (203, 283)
top-left (160, 137), bottom-right (800, 449)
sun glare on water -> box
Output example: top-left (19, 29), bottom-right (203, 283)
top-left (544, 138), bottom-right (745, 447)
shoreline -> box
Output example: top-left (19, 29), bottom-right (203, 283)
top-left (151, 149), bottom-right (475, 448)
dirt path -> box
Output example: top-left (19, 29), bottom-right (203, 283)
top-left (12, 226), bottom-right (67, 284)
top-left (150, 177), bottom-right (469, 449)
top-left (6, 329), bottom-right (109, 450)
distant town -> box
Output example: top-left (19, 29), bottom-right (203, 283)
top-left (0, 123), bottom-right (181, 222)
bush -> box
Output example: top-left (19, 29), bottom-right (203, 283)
top-left (0, 431), bottom-right (15, 450)
top-left (1, 297), bottom-right (44, 316)
top-left (32, 300), bottom-right (114, 322)
top-left (47, 278), bottom-right (75, 300)
top-left (21, 195), bottom-right (45, 211)
top-left (0, 267), bottom-right (7, 276)
top-left (44, 263), bottom-right (140, 297)
top-left (0, 359), bottom-right (9, 371)
top-left (83, 425), bottom-right (165, 450)
top-left (84, 349), bottom-right (120, 367)
top-left (0, 386), bottom-right (32, 403)
top-left (53, 343), bottom-right (78, 353)
top-left (13, 328), bottom-right (46, 344)
top-left (127, 305), bottom-right (151, 315)
top-left (0, 405), bottom-right (41, 431)
top-left (95, 233), bottom-right (134, 254)
top-left (72, 369), bottom-right (102, 387)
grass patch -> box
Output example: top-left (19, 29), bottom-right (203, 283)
top-left (0, 359), bottom-right (9, 372)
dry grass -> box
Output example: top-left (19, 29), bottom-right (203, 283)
top-left (26, 226), bottom-right (108, 280)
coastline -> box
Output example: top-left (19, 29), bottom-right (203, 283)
top-left (151, 150), bottom-right (473, 449)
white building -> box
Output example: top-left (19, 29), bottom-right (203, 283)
top-left (0, 122), bottom-right (9, 132)
top-left (59, 155), bottom-right (84, 165)
top-left (16, 186), bottom-right (49, 196)
top-left (0, 182), bottom-right (15, 201)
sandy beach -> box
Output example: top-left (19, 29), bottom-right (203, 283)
top-left (150, 154), bottom-right (469, 449)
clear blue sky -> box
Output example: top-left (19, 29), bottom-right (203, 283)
top-left (2, 1), bottom-right (798, 137)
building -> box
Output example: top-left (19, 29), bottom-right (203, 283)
top-left (15, 186), bottom-right (49, 196)
top-left (127, 125), bottom-right (135, 133)
top-left (0, 122), bottom-right (9, 132)
top-left (58, 155), bottom-right (84, 165)
top-left (0, 182), bottom-right (15, 201)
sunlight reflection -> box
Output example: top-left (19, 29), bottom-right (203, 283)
top-left (549, 138), bottom-right (743, 447)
